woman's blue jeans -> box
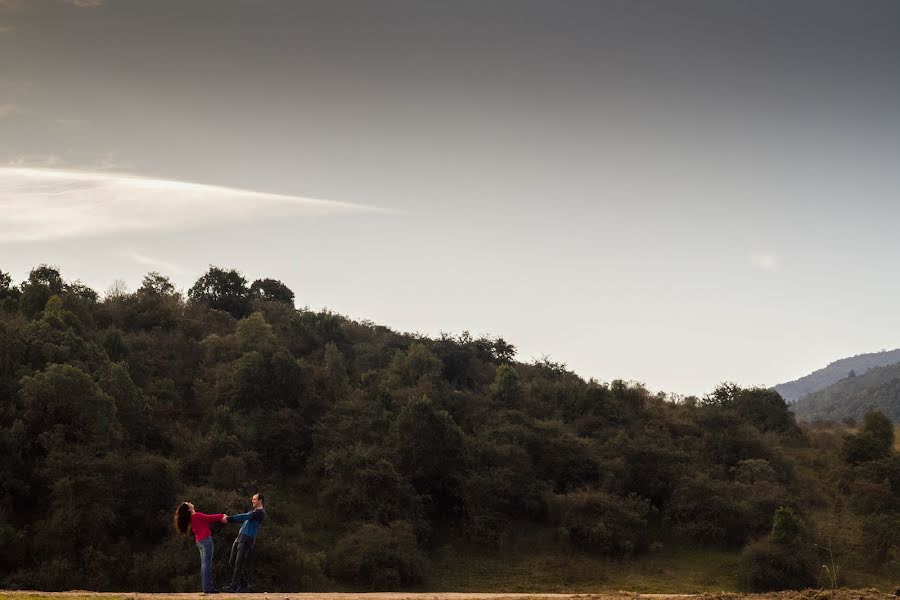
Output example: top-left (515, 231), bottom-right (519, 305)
top-left (196, 536), bottom-right (215, 592)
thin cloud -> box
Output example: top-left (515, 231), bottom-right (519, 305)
top-left (64, 0), bottom-right (105, 7)
top-left (0, 104), bottom-right (17, 118)
top-left (0, 25), bottom-right (13, 33)
top-left (126, 250), bottom-right (186, 275)
top-left (750, 252), bottom-right (779, 273)
top-left (0, 167), bottom-right (390, 242)
top-left (3, 154), bottom-right (64, 168)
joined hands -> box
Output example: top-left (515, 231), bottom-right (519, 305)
top-left (221, 515), bottom-right (228, 523)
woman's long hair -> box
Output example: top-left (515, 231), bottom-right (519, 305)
top-left (174, 502), bottom-right (192, 535)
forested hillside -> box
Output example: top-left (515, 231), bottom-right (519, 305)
top-left (774, 350), bottom-right (900, 404)
top-left (0, 266), bottom-right (897, 592)
top-left (792, 362), bottom-right (900, 423)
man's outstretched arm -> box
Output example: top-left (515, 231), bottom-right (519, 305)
top-left (228, 509), bottom-right (263, 523)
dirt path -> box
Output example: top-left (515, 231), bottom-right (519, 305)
top-left (0, 590), bottom-right (896, 600)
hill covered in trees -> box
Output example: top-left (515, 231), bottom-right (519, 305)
top-left (792, 362), bottom-right (900, 423)
top-left (0, 265), bottom-right (898, 592)
top-left (773, 350), bottom-right (900, 404)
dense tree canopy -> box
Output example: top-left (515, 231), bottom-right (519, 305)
top-left (0, 264), bottom-right (896, 591)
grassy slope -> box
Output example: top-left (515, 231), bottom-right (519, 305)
top-left (424, 544), bottom-right (742, 593)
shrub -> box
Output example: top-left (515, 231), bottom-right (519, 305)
top-left (327, 521), bottom-right (426, 589)
top-left (741, 537), bottom-right (817, 591)
top-left (741, 507), bottom-right (817, 591)
top-left (554, 490), bottom-right (652, 557)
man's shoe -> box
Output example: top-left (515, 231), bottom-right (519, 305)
top-left (237, 585), bottom-right (252, 593)
top-left (220, 587), bottom-right (236, 593)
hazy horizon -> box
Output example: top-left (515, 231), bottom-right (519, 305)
top-left (2, 0), bottom-right (899, 396)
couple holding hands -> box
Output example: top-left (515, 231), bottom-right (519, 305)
top-left (174, 492), bottom-right (266, 594)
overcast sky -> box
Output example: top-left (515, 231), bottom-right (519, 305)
top-left (2, 0), bottom-right (899, 396)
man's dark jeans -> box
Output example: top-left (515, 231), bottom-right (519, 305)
top-left (228, 537), bottom-right (252, 590)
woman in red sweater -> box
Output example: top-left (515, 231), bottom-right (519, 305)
top-left (175, 501), bottom-right (228, 594)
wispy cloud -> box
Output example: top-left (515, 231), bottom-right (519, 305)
top-left (750, 252), bottom-right (780, 273)
top-left (126, 250), bottom-right (186, 275)
top-left (64, 0), bottom-right (105, 7)
top-left (0, 104), bottom-right (17, 118)
top-left (0, 167), bottom-right (389, 242)
top-left (3, 154), bottom-right (65, 168)
top-left (0, 25), bottom-right (13, 33)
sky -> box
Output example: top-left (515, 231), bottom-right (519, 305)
top-left (1, 0), bottom-right (899, 396)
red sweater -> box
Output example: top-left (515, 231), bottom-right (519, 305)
top-left (191, 512), bottom-right (224, 542)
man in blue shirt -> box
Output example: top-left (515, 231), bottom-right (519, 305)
top-left (221, 492), bottom-right (266, 593)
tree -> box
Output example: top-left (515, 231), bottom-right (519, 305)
top-left (733, 387), bottom-right (799, 434)
top-left (842, 410), bottom-right (894, 464)
top-left (861, 410), bottom-right (895, 455)
top-left (390, 395), bottom-right (465, 497)
top-left (250, 278), bottom-right (295, 305)
top-left (138, 272), bottom-right (176, 297)
top-left (0, 269), bottom-right (20, 313)
top-left (317, 443), bottom-right (421, 525)
top-left (491, 364), bottom-right (521, 403)
top-left (188, 266), bottom-right (251, 318)
top-left (19, 265), bottom-right (64, 318)
top-left (20, 363), bottom-right (122, 452)
top-left (235, 312), bottom-right (277, 354)
top-left (555, 490), bottom-right (652, 557)
top-left (741, 507), bottom-right (817, 591)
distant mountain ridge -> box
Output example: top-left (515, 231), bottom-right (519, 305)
top-left (774, 348), bottom-right (900, 404)
top-left (791, 361), bottom-right (900, 423)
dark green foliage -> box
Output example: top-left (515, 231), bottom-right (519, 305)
top-left (740, 507), bottom-right (817, 591)
top-left (250, 278), bottom-right (295, 305)
top-left (554, 491), bottom-right (652, 557)
top-left (460, 435), bottom-right (546, 546)
top-left (19, 265), bottom-right (64, 319)
top-left (842, 410), bottom-right (895, 464)
top-left (0, 269), bottom-right (20, 313)
top-left (188, 266), bottom-right (252, 318)
top-left (668, 472), bottom-right (748, 545)
top-left (741, 537), bottom-right (818, 591)
top-left (771, 506), bottom-right (805, 546)
top-left (1, 264), bottom-right (841, 592)
top-left (20, 363), bottom-right (122, 451)
top-left (317, 443), bottom-right (422, 526)
top-left (861, 513), bottom-right (900, 564)
top-left (117, 272), bottom-right (182, 331)
top-left (327, 521), bottom-right (426, 589)
top-left (491, 364), bottom-right (521, 403)
top-left (390, 395), bottom-right (465, 498)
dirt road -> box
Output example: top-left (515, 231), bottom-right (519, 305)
top-left (0, 589), bottom-right (896, 600)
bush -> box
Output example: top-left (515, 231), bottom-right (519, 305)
top-left (741, 507), bottom-right (816, 591)
top-left (242, 524), bottom-right (327, 591)
top-left (327, 521), bottom-right (427, 589)
top-left (667, 471), bottom-right (748, 544)
top-left (741, 537), bottom-right (817, 591)
top-left (554, 490), bottom-right (653, 557)
top-left (861, 513), bottom-right (900, 565)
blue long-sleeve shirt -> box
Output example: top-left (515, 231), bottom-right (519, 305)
top-left (227, 508), bottom-right (265, 545)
